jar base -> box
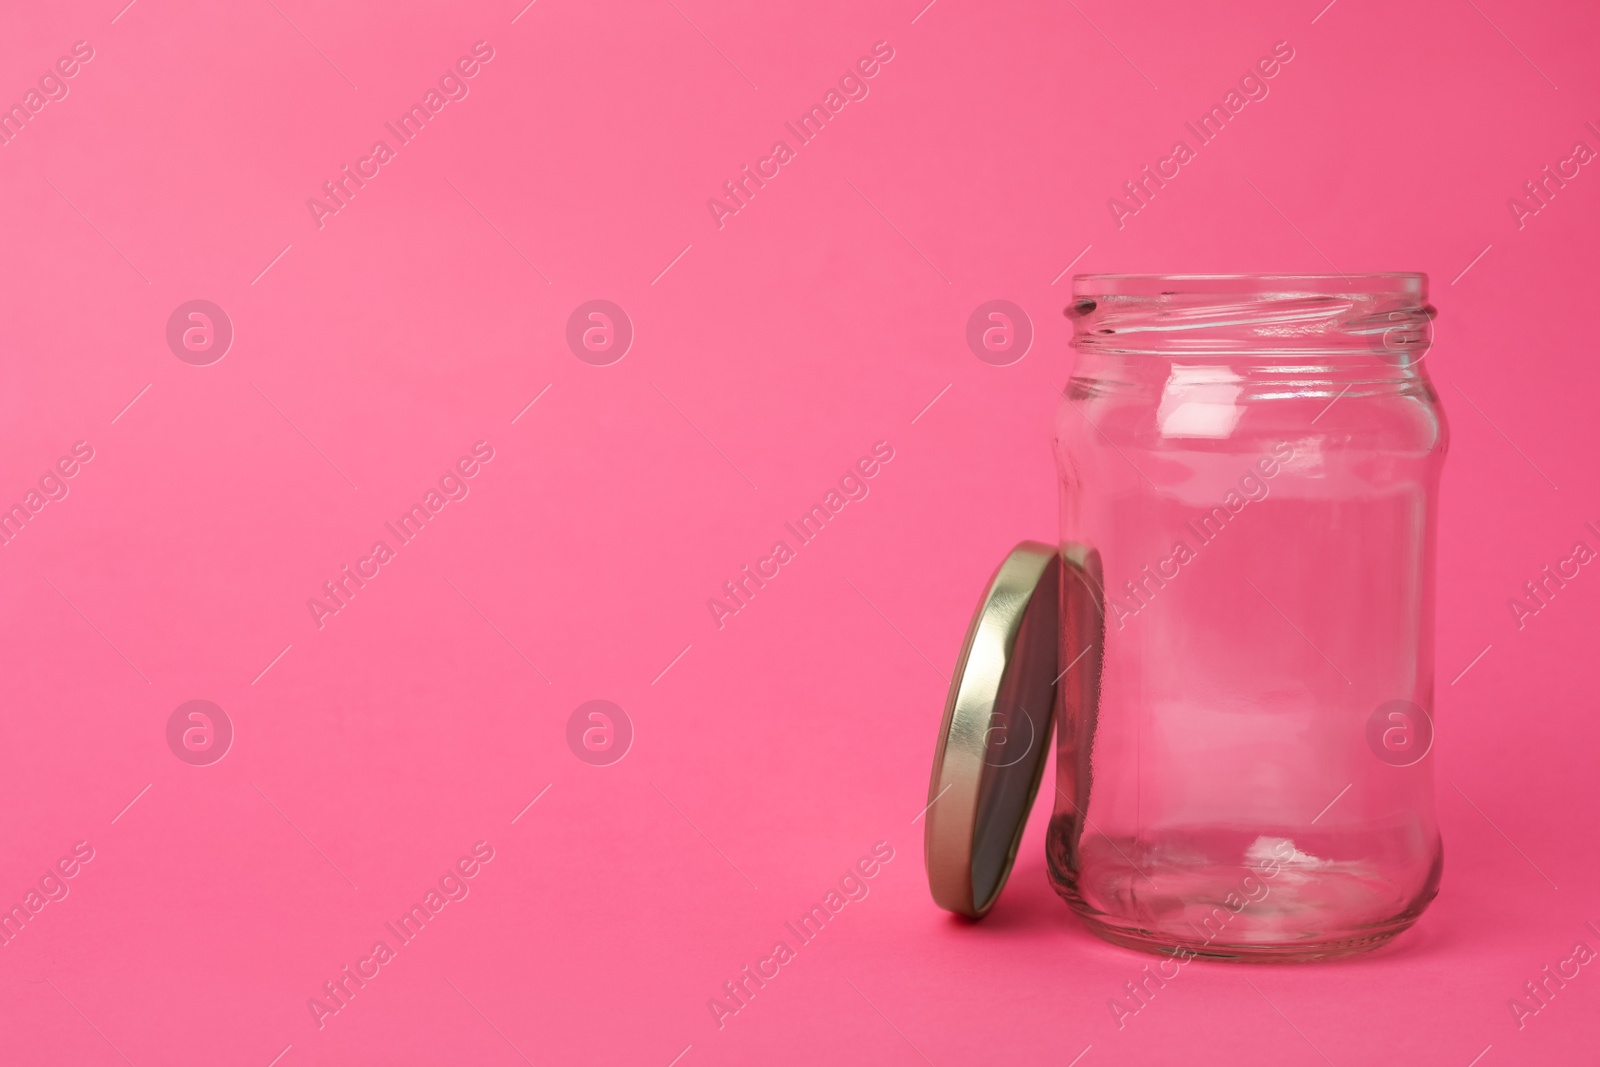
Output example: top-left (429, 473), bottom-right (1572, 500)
top-left (1046, 814), bottom-right (1442, 963)
top-left (1072, 911), bottom-right (1415, 963)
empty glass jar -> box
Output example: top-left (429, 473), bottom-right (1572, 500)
top-left (1046, 274), bottom-right (1446, 959)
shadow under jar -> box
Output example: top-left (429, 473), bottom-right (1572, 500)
top-left (1047, 274), bottom-right (1447, 961)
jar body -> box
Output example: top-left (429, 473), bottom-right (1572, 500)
top-left (1047, 276), bottom-right (1446, 960)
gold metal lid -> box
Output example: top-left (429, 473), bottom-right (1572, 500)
top-left (924, 541), bottom-right (1060, 918)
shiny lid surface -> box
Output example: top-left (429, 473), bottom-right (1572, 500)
top-left (924, 541), bottom-right (1060, 918)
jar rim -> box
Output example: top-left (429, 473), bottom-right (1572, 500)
top-left (1072, 273), bottom-right (1426, 300)
top-left (1067, 273), bottom-right (1435, 360)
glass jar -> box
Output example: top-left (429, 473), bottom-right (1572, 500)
top-left (1045, 274), bottom-right (1446, 960)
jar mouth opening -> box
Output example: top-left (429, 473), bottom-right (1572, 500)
top-left (1072, 273), bottom-right (1426, 300)
top-left (1067, 274), bottom-right (1433, 361)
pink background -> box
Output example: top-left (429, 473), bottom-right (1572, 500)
top-left (2, 0), bottom-right (1598, 1064)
